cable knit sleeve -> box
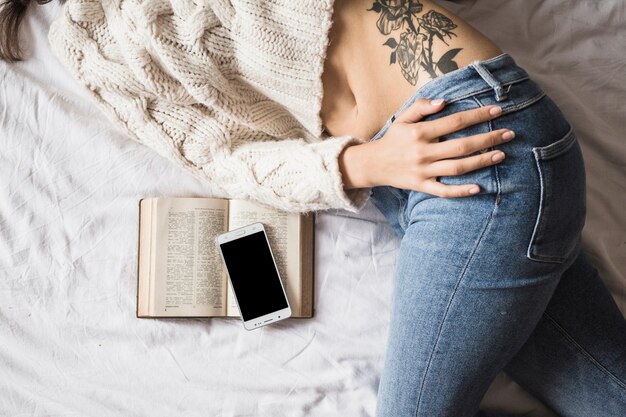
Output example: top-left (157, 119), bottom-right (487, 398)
top-left (208, 131), bottom-right (372, 213)
top-left (48, 0), bottom-right (372, 214)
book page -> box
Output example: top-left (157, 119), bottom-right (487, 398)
top-left (137, 199), bottom-right (154, 317)
top-left (225, 200), bottom-right (301, 317)
top-left (152, 198), bottom-right (229, 317)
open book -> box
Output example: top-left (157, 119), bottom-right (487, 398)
top-left (137, 197), bottom-right (314, 318)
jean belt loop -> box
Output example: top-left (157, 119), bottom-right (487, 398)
top-left (470, 60), bottom-right (508, 102)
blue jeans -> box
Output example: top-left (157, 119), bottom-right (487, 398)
top-left (369, 54), bottom-right (626, 417)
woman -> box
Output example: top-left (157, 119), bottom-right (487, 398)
top-left (325, 2), bottom-right (626, 417)
top-left (2, 0), bottom-right (625, 416)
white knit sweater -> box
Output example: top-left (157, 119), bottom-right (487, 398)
top-left (48, 0), bottom-right (373, 213)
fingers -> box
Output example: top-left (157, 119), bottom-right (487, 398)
top-left (418, 148), bottom-right (507, 196)
top-left (425, 149), bottom-right (506, 177)
top-left (418, 105), bottom-right (503, 140)
top-left (430, 128), bottom-right (515, 160)
top-left (421, 179), bottom-right (481, 198)
top-left (393, 98), bottom-right (445, 124)
top-left (388, 100), bottom-right (512, 198)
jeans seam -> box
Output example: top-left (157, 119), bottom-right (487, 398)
top-left (445, 75), bottom-right (530, 104)
top-left (543, 311), bottom-right (626, 392)
top-left (501, 91), bottom-right (546, 116)
top-left (413, 200), bottom-right (500, 417)
top-left (396, 191), bottom-right (408, 231)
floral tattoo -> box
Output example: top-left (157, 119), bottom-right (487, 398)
top-left (367, 0), bottom-right (462, 85)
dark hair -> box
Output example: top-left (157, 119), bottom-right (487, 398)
top-left (0, 0), bottom-right (54, 62)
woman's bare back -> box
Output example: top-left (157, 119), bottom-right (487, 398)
top-left (321, 0), bottom-right (502, 140)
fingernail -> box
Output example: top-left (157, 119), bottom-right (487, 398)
top-left (489, 106), bottom-right (502, 116)
top-left (431, 99), bottom-right (444, 106)
top-left (502, 130), bottom-right (515, 140)
top-left (468, 186), bottom-right (480, 194)
top-left (492, 152), bottom-right (505, 162)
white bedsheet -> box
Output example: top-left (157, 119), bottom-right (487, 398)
top-left (1, 1), bottom-right (624, 416)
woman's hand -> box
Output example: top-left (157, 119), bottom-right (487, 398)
top-left (341, 99), bottom-right (515, 197)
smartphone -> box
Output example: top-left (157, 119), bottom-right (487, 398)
top-left (216, 222), bottom-right (292, 330)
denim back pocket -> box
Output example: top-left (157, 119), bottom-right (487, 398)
top-left (527, 128), bottom-right (586, 263)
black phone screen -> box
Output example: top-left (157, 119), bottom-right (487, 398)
top-left (219, 230), bottom-right (288, 321)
